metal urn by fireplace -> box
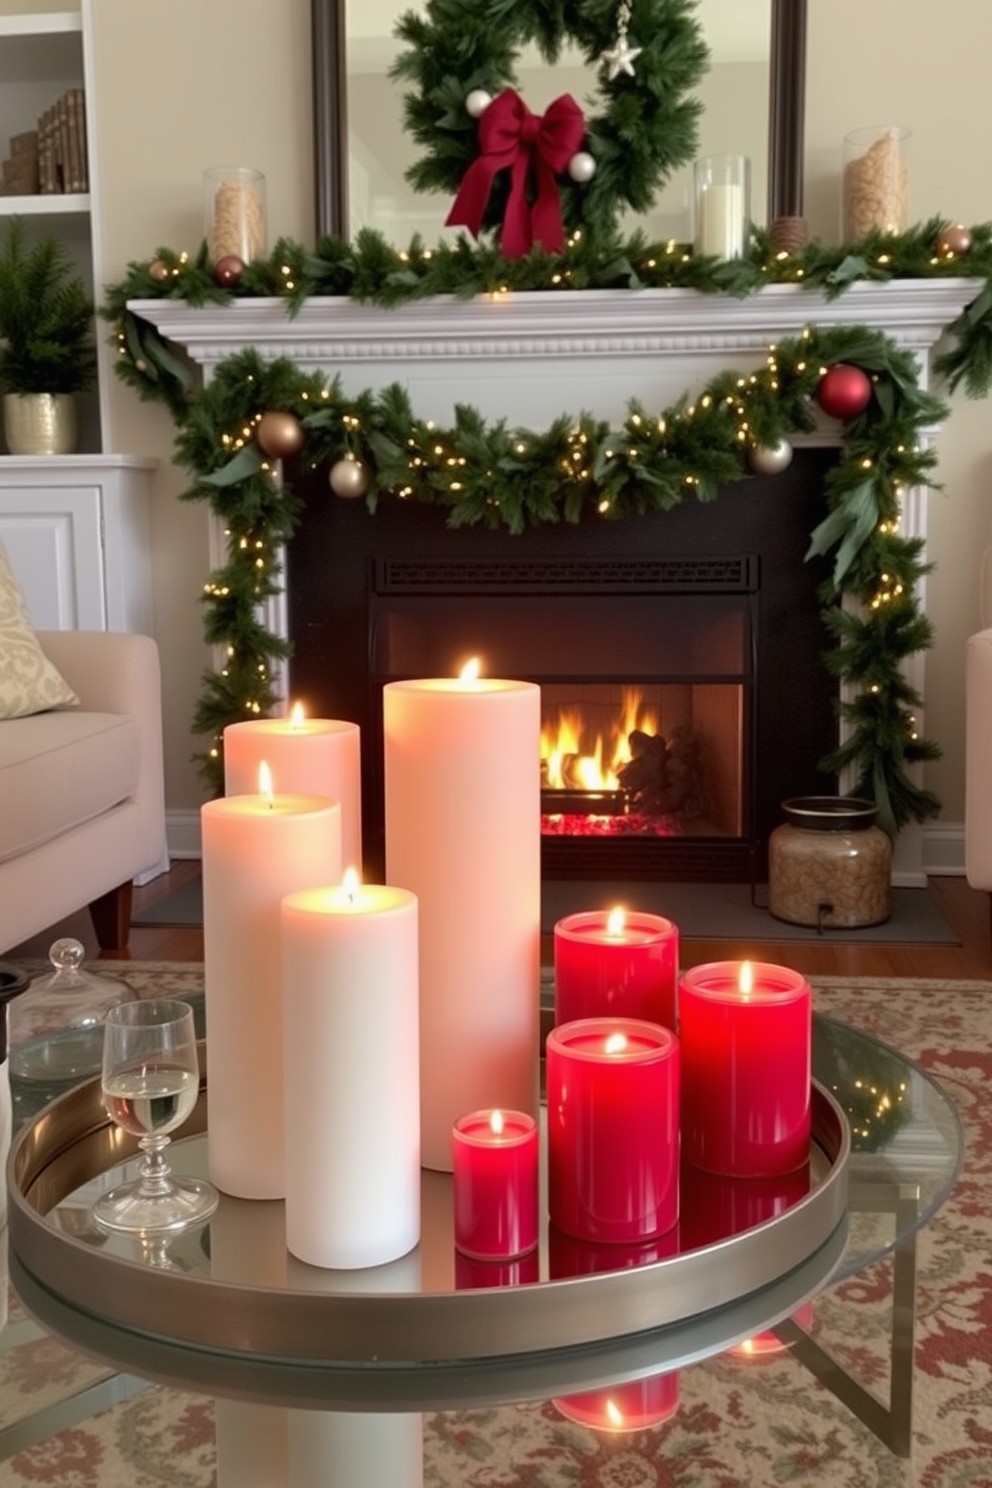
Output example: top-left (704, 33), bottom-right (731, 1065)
top-left (768, 796), bottom-right (892, 929)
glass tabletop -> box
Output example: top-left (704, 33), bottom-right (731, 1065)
top-left (5, 1010), bottom-right (962, 1414)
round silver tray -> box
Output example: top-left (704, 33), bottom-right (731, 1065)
top-left (7, 1052), bottom-right (850, 1410)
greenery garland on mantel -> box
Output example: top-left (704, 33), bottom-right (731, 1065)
top-left (103, 219), bottom-right (992, 827)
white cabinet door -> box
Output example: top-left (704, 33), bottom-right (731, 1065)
top-left (0, 456), bottom-right (156, 633)
top-left (0, 484), bottom-right (106, 628)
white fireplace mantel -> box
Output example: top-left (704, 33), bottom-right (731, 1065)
top-left (133, 279), bottom-right (974, 430)
top-left (132, 280), bottom-right (978, 886)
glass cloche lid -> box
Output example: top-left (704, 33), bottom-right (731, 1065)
top-left (7, 937), bottom-right (137, 1084)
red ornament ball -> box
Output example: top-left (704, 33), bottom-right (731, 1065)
top-left (815, 363), bottom-right (872, 421)
top-left (213, 254), bottom-right (246, 288)
top-left (257, 410), bottom-right (305, 459)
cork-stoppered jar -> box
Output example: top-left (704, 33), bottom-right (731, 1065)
top-left (768, 796), bottom-right (892, 929)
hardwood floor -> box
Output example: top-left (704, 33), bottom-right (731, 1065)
top-left (7, 862), bottom-right (991, 979)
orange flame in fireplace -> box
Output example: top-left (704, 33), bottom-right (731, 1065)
top-left (541, 689), bottom-right (660, 791)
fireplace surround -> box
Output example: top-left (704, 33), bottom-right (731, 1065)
top-left (136, 278), bottom-right (974, 885)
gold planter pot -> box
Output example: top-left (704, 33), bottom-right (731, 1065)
top-left (3, 393), bottom-right (79, 456)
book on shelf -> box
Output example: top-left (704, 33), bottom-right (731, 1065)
top-left (31, 88), bottom-right (88, 195)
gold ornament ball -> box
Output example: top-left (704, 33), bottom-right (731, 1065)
top-left (748, 438), bottom-right (793, 476)
top-left (329, 456), bottom-right (370, 499)
top-left (148, 258), bottom-right (170, 283)
top-left (936, 223), bottom-right (973, 258)
top-left (567, 151), bottom-right (597, 183)
top-left (257, 410), bottom-right (306, 459)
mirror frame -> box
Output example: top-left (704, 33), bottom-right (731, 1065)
top-left (311, 0), bottom-right (807, 238)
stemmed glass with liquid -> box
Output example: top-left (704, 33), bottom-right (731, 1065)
top-left (93, 999), bottom-right (218, 1234)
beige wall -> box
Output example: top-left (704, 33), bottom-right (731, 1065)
top-left (85, 0), bottom-right (990, 834)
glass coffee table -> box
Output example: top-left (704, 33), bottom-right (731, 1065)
top-left (3, 1011), bottom-right (963, 1464)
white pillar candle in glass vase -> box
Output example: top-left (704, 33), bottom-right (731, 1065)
top-left (694, 154), bottom-right (751, 260)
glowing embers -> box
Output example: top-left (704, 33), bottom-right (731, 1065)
top-left (539, 685), bottom-right (716, 838)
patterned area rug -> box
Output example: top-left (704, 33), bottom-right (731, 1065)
top-left (1, 965), bottom-right (990, 1488)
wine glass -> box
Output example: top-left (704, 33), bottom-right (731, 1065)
top-left (93, 999), bottom-right (218, 1234)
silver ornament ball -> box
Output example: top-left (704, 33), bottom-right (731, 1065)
top-left (465, 89), bottom-right (492, 119)
top-left (329, 456), bottom-right (370, 499)
top-left (567, 151), bottom-right (597, 184)
top-left (747, 438), bottom-right (793, 476)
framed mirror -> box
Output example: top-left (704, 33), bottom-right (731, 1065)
top-left (313, 0), bottom-right (804, 243)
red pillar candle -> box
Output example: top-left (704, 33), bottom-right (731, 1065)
top-left (553, 1372), bottom-right (680, 1433)
top-left (546, 1018), bottom-right (680, 1244)
top-left (679, 960), bottom-right (812, 1177)
top-left (452, 1109), bottom-right (539, 1259)
top-left (554, 908), bottom-right (679, 1030)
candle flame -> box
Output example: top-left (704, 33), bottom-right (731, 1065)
top-left (459, 656), bottom-right (481, 684)
top-left (604, 1033), bottom-right (628, 1055)
top-left (289, 701), bottom-right (306, 728)
top-left (739, 961), bottom-right (754, 997)
top-left (342, 866), bottom-right (360, 905)
top-left (606, 906), bottom-right (626, 936)
top-left (489, 1109), bottom-right (505, 1136)
top-left (258, 760), bottom-right (274, 804)
top-left (605, 1399), bottom-right (624, 1428)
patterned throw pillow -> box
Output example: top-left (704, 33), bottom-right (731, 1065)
top-left (0, 540), bottom-right (78, 719)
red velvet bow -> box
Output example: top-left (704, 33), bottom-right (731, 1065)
top-left (446, 88), bottom-right (586, 258)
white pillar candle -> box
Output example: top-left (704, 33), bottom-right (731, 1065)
top-left (281, 877), bottom-right (420, 1268)
top-left (383, 671), bottom-right (541, 1171)
top-left (288, 1411), bottom-right (423, 1488)
top-left (696, 184), bottom-right (746, 259)
top-left (224, 711), bottom-right (362, 872)
top-left (201, 790), bottom-right (341, 1198)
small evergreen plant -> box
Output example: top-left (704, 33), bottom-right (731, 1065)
top-left (0, 217), bottom-right (96, 395)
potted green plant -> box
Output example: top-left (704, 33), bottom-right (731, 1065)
top-left (0, 216), bottom-right (97, 455)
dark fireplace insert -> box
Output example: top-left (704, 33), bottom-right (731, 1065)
top-left (284, 448), bottom-right (839, 884)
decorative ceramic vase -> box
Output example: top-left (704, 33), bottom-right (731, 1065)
top-left (2, 392), bottom-right (78, 455)
top-left (768, 795), bottom-right (892, 929)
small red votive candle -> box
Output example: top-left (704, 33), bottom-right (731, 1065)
top-left (679, 960), bottom-right (812, 1177)
top-left (554, 909), bottom-right (679, 1030)
top-left (452, 1109), bottom-right (538, 1259)
top-left (553, 1370), bottom-right (680, 1432)
top-left (546, 1018), bottom-right (680, 1244)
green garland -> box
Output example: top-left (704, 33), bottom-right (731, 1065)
top-left (390, 0), bottom-right (708, 246)
top-left (102, 220), bottom-right (992, 823)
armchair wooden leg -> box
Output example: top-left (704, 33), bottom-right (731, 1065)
top-left (89, 880), bottom-right (134, 952)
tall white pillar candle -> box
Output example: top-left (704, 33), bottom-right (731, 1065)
top-left (384, 673), bottom-right (541, 1171)
top-left (288, 1411), bottom-right (423, 1488)
top-left (201, 791), bottom-right (341, 1198)
top-left (281, 878), bottom-right (420, 1268)
top-left (224, 713), bottom-right (362, 872)
top-left (696, 185), bottom-right (746, 258)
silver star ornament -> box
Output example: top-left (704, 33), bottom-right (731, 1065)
top-left (600, 38), bottom-right (642, 79)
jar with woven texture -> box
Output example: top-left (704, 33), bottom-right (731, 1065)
top-left (768, 796), bottom-right (891, 929)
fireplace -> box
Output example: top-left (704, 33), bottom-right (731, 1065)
top-left (285, 447), bottom-right (838, 883)
top-left (136, 277), bottom-right (970, 886)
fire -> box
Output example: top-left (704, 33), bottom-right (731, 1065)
top-left (540, 689), bottom-right (660, 791)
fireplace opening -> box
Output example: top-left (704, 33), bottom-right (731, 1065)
top-left (284, 448), bottom-right (839, 885)
top-left (367, 564), bottom-right (754, 879)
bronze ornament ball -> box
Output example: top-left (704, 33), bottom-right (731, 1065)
top-left (256, 411), bottom-right (306, 459)
top-left (329, 456), bottom-right (370, 499)
top-left (935, 223), bottom-right (973, 258)
top-left (815, 363), bottom-right (872, 421)
top-left (747, 438), bottom-right (793, 476)
top-left (148, 258), bottom-right (170, 283)
top-left (213, 254), bottom-right (246, 288)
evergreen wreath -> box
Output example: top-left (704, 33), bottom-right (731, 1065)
top-left (390, 0), bottom-right (709, 247)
